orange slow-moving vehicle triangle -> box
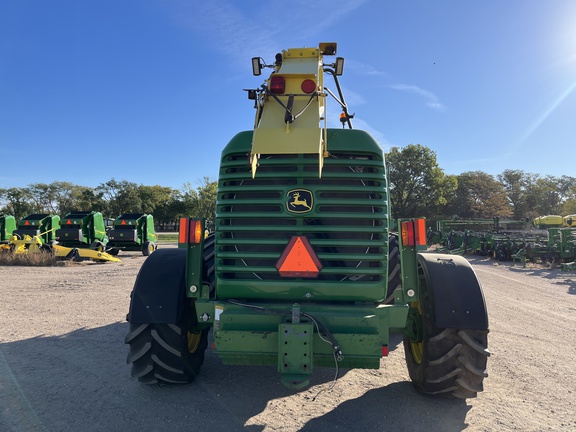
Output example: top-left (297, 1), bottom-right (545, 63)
top-left (276, 236), bottom-right (322, 278)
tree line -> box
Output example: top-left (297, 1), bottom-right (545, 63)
top-left (387, 144), bottom-right (576, 220)
top-left (0, 177), bottom-right (217, 230)
top-left (1, 144), bottom-right (575, 225)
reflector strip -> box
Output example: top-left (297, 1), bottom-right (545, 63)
top-left (276, 236), bottom-right (322, 278)
top-left (415, 218), bottom-right (426, 246)
top-left (178, 218), bottom-right (187, 244)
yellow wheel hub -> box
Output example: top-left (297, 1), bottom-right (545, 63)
top-left (409, 301), bottom-right (424, 364)
top-left (187, 331), bottom-right (201, 353)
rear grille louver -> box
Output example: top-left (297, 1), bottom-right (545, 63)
top-left (216, 152), bottom-right (389, 283)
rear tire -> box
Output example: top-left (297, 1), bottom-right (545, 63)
top-left (91, 241), bottom-right (105, 251)
top-left (107, 247), bottom-right (120, 256)
top-left (125, 247), bottom-right (209, 384)
top-left (403, 265), bottom-right (489, 398)
top-left (142, 241), bottom-right (155, 256)
top-left (125, 321), bottom-right (208, 384)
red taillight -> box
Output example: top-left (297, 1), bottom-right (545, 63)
top-left (269, 75), bottom-right (285, 94)
top-left (401, 219), bottom-right (427, 247)
top-left (301, 79), bottom-right (316, 94)
top-left (178, 218), bottom-right (203, 244)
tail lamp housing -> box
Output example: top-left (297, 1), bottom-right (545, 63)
top-left (179, 218), bottom-right (203, 244)
top-left (269, 75), bottom-right (285, 94)
top-left (401, 219), bottom-right (427, 247)
top-left (301, 79), bottom-right (316, 94)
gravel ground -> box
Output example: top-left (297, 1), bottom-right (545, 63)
top-left (1, 247), bottom-right (575, 432)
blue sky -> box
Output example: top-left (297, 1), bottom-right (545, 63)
top-left (1, 0), bottom-right (575, 191)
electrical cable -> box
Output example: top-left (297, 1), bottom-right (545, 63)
top-left (225, 299), bottom-right (343, 398)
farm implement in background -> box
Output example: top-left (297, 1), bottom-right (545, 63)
top-left (0, 214), bottom-right (16, 242)
top-left (107, 213), bottom-right (158, 256)
top-left (56, 211), bottom-right (109, 250)
top-left (429, 218), bottom-right (576, 270)
top-left (0, 212), bottom-right (120, 263)
top-left (1, 233), bottom-right (120, 262)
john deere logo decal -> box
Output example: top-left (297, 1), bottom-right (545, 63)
top-left (286, 189), bottom-right (313, 214)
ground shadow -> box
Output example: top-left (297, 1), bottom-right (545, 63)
top-left (300, 382), bottom-right (471, 432)
top-left (0, 322), bottom-right (353, 431)
top-left (1, 322), bottom-right (472, 432)
top-left (467, 255), bottom-right (576, 294)
top-left (555, 277), bottom-right (576, 295)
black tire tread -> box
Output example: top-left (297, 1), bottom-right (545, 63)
top-left (405, 327), bottom-right (489, 398)
top-left (404, 267), bottom-right (489, 398)
top-left (126, 322), bottom-right (208, 384)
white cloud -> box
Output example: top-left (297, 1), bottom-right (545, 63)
top-left (389, 84), bottom-right (446, 111)
top-left (344, 59), bottom-right (387, 77)
top-left (167, 0), bottom-right (369, 65)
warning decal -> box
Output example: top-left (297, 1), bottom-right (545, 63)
top-left (276, 236), bottom-right (322, 278)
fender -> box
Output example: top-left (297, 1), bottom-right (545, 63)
top-left (417, 253), bottom-right (488, 330)
top-left (128, 248), bottom-right (187, 324)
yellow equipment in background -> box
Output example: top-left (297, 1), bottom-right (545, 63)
top-left (1, 234), bottom-right (120, 263)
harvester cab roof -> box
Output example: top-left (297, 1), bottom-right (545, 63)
top-left (246, 42), bottom-right (354, 178)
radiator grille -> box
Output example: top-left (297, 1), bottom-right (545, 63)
top-left (216, 147), bottom-right (389, 285)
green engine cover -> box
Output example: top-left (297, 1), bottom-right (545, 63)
top-left (214, 128), bottom-right (391, 302)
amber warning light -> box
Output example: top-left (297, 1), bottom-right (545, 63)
top-left (179, 218), bottom-right (203, 245)
top-left (401, 219), bottom-right (426, 247)
top-left (276, 236), bottom-right (322, 278)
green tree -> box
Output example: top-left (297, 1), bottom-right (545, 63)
top-left (96, 179), bottom-right (142, 217)
top-left (386, 144), bottom-right (457, 219)
top-left (156, 194), bottom-right (186, 226)
top-left (497, 169), bottom-right (532, 219)
top-left (525, 175), bottom-right (564, 216)
top-left (75, 187), bottom-right (106, 213)
top-left (561, 182), bottom-right (576, 215)
top-left (449, 171), bottom-right (511, 218)
top-left (557, 176), bottom-right (576, 213)
top-left (180, 177), bottom-right (217, 230)
top-left (27, 181), bottom-right (92, 215)
top-left (0, 187), bottom-right (36, 219)
top-left (137, 185), bottom-right (177, 214)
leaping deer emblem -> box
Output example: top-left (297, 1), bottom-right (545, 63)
top-left (290, 192), bottom-right (311, 210)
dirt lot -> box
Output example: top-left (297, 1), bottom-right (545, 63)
top-left (1, 246), bottom-right (576, 432)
